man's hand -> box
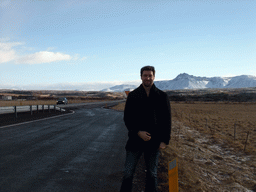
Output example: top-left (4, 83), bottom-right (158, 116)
top-left (138, 131), bottom-right (151, 141)
top-left (159, 142), bottom-right (167, 150)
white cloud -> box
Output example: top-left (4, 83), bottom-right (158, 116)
top-left (0, 41), bottom-right (23, 50)
top-left (0, 49), bottom-right (17, 63)
top-left (0, 41), bottom-right (22, 63)
top-left (15, 51), bottom-right (72, 64)
top-left (0, 40), bottom-right (75, 64)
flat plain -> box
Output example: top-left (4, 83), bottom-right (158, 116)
top-left (112, 101), bottom-right (256, 192)
top-left (172, 102), bottom-right (256, 153)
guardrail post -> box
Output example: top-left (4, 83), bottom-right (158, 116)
top-left (48, 105), bottom-right (50, 113)
top-left (42, 105), bottom-right (44, 113)
top-left (37, 105), bottom-right (39, 113)
top-left (54, 105), bottom-right (56, 112)
top-left (30, 105), bottom-right (33, 115)
top-left (14, 106), bottom-right (17, 118)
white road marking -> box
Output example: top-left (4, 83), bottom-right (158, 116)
top-left (0, 110), bottom-right (75, 129)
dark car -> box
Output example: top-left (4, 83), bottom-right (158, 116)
top-left (57, 97), bottom-right (68, 105)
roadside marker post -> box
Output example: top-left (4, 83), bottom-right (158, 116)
top-left (125, 91), bottom-right (130, 96)
top-left (168, 158), bottom-right (179, 192)
top-left (30, 105), bottom-right (33, 115)
top-left (14, 106), bottom-right (17, 118)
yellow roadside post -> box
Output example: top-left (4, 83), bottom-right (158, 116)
top-left (168, 158), bottom-right (179, 192)
top-left (124, 91), bottom-right (130, 96)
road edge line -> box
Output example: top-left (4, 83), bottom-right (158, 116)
top-left (0, 110), bottom-right (75, 129)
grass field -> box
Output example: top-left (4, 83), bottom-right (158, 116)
top-left (112, 101), bottom-right (256, 191)
top-left (113, 101), bottom-right (256, 154)
top-left (172, 101), bottom-right (256, 153)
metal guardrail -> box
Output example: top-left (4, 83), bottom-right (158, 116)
top-left (0, 105), bottom-right (65, 117)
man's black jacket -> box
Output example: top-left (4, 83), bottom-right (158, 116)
top-left (124, 84), bottom-right (171, 151)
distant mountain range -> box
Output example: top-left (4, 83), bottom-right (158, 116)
top-left (1, 73), bottom-right (256, 92)
top-left (102, 73), bottom-right (256, 92)
top-left (101, 84), bottom-right (138, 92)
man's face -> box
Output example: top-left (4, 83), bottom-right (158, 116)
top-left (141, 70), bottom-right (155, 87)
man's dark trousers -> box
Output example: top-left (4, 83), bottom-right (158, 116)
top-left (120, 149), bottom-right (160, 192)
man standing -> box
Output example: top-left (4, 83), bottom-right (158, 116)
top-left (120, 66), bottom-right (171, 192)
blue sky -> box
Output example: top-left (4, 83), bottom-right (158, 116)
top-left (0, 0), bottom-right (255, 90)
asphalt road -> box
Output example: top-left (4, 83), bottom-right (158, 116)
top-left (0, 103), bottom-right (128, 192)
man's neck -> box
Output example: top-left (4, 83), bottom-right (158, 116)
top-left (142, 84), bottom-right (152, 97)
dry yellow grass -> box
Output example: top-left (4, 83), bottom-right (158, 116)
top-left (112, 101), bottom-right (256, 154)
top-left (112, 101), bottom-right (256, 191)
top-left (171, 101), bottom-right (256, 154)
top-left (0, 100), bottom-right (56, 107)
top-left (111, 102), bottom-right (126, 111)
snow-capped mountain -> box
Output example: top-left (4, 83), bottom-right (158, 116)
top-left (225, 75), bottom-right (256, 88)
top-left (101, 84), bottom-right (138, 92)
top-left (103, 73), bottom-right (256, 92)
top-left (2, 73), bottom-right (255, 92)
top-left (154, 73), bottom-right (232, 90)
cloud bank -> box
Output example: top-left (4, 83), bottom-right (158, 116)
top-left (0, 41), bottom-right (21, 63)
top-left (15, 51), bottom-right (72, 64)
top-left (0, 40), bottom-right (77, 64)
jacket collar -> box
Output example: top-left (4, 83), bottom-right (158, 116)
top-left (138, 83), bottom-right (158, 96)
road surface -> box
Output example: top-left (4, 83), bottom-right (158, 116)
top-left (0, 104), bottom-right (128, 192)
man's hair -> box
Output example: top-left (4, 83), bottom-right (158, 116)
top-left (140, 66), bottom-right (155, 76)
